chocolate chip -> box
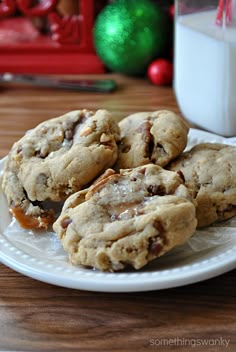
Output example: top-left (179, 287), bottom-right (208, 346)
top-left (34, 150), bottom-right (41, 157)
top-left (149, 240), bottom-right (163, 256)
top-left (177, 170), bottom-right (185, 182)
top-left (152, 221), bottom-right (168, 245)
top-left (17, 146), bottom-right (22, 154)
top-left (121, 145), bottom-right (131, 153)
top-left (137, 121), bottom-right (152, 136)
top-left (152, 220), bottom-right (164, 234)
top-left (31, 200), bottom-right (42, 206)
top-left (65, 129), bottom-right (74, 141)
top-left (147, 185), bottom-right (166, 196)
top-left (147, 139), bottom-right (154, 159)
top-left (137, 121), bottom-right (155, 159)
top-left (61, 217), bottom-right (72, 229)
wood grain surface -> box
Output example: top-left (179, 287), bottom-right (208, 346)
top-left (0, 74), bottom-right (235, 352)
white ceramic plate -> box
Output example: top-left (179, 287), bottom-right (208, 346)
top-left (0, 128), bottom-right (236, 292)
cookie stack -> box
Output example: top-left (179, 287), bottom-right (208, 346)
top-left (3, 109), bottom-right (236, 271)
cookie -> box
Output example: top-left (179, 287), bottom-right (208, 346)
top-left (2, 109), bottom-right (120, 229)
top-left (114, 110), bottom-right (189, 171)
top-left (53, 164), bottom-right (197, 272)
top-left (168, 143), bottom-right (236, 228)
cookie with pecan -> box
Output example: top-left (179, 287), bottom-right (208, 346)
top-left (114, 110), bottom-right (189, 171)
top-left (168, 143), bottom-right (236, 227)
top-left (53, 164), bottom-right (197, 272)
top-left (2, 109), bottom-right (120, 229)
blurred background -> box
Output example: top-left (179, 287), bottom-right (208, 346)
top-left (0, 0), bottom-right (174, 85)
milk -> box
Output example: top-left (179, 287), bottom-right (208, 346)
top-left (174, 10), bottom-right (236, 136)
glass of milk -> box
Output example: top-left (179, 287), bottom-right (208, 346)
top-left (174, 0), bottom-right (236, 136)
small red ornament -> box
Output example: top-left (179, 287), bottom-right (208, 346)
top-left (148, 59), bottom-right (173, 86)
top-left (169, 4), bottom-right (175, 20)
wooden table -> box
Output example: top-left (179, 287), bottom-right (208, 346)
top-left (0, 74), bottom-right (235, 352)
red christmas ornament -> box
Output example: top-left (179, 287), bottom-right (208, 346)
top-left (148, 59), bottom-right (173, 86)
top-left (169, 4), bottom-right (175, 20)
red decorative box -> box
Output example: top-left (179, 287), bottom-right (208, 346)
top-left (0, 0), bottom-right (107, 74)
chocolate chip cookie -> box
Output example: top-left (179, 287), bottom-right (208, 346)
top-left (114, 110), bottom-right (189, 171)
top-left (168, 143), bottom-right (236, 228)
top-left (2, 109), bottom-right (120, 229)
top-left (53, 164), bottom-right (197, 271)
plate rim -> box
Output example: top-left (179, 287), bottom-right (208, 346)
top-left (0, 232), bottom-right (235, 292)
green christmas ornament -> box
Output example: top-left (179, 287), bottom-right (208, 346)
top-left (93, 0), bottom-right (168, 76)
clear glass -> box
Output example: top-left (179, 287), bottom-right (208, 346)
top-left (174, 0), bottom-right (236, 136)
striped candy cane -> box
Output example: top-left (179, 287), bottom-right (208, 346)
top-left (216, 0), bottom-right (224, 25)
top-left (226, 0), bottom-right (233, 24)
top-left (216, 0), bottom-right (234, 25)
